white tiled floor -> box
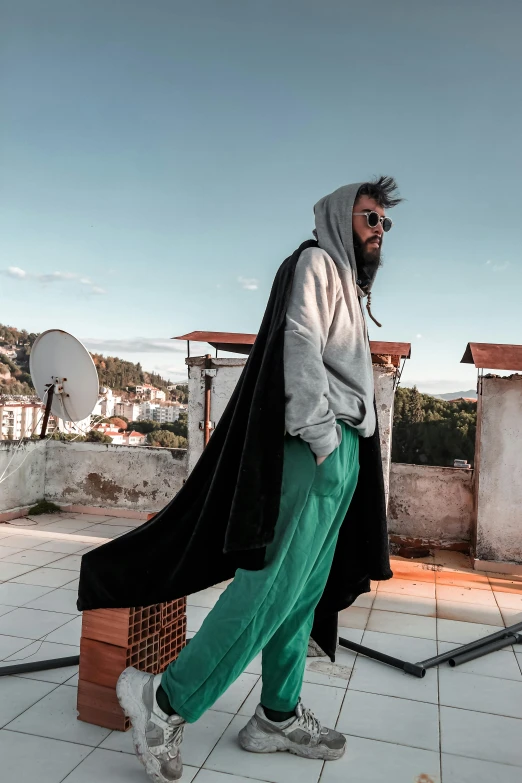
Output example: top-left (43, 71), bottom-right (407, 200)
top-left (1, 514), bottom-right (522, 782)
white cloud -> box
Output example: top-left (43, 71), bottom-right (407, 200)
top-left (81, 337), bottom-right (188, 355)
top-left (485, 259), bottom-right (510, 271)
top-left (238, 276), bottom-right (259, 291)
top-left (416, 334), bottom-right (422, 339)
top-left (1, 266), bottom-right (106, 295)
top-left (6, 266), bottom-right (27, 278)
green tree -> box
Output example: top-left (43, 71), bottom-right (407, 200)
top-left (392, 387), bottom-right (476, 467)
top-left (147, 430), bottom-right (187, 449)
top-left (86, 430), bottom-right (112, 443)
top-left (129, 419), bottom-right (158, 434)
top-left (48, 432), bottom-right (86, 441)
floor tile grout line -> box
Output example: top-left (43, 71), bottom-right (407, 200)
top-left (0, 634), bottom-right (45, 663)
top-left (438, 702), bottom-right (522, 721)
top-left (1, 679), bottom-right (64, 730)
top-left (194, 710), bottom-right (236, 772)
top-left (0, 631), bottom-right (80, 661)
top-left (435, 599), bottom-right (443, 783)
top-left (2, 724), bottom-right (109, 749)
top-left (346, 684), bottom-right (438, 707)
top-left (57, 745), bottom-right (98, 783)
top-left (436, 744), bottom-right (522, 769)
top-left (334, 728), bottom-right (441, 755)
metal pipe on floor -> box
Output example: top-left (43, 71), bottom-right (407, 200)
top-left (418, 621), bottom-right (522, 671)
top-left (449, 634), bottom-right (521, 666)
top-left (0, 655), bottom-right (80, 678)
top-left (338, 637), bottom-right (426, 677)
top-left (339, 621), bottom-right (522, 678)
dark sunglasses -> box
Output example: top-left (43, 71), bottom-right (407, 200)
top-left (353, 210), bottom-right (393, 232)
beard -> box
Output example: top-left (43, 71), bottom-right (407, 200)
top-left (353, 231), bottom-right (383, 291)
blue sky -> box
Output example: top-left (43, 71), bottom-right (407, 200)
top-left (1, 0), bottom-right (521, 391)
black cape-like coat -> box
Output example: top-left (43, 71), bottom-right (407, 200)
top-left (78, 239), bottom-right (393, 660)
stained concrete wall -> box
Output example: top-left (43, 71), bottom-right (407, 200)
top-left (187, 357), bottom-right (244, 474)
top-left (373, 365), bottom-right (397, 508)
top-left (474, 375), bottom-right (522, 564)
top-left (186, 356), bottom-right (399, 489)
top-left (0, 440), bottom-right (47, 511)
top-left (0, 440), bottom-right (187, 514)
top-left (44, 441), bottom-right (187, 512)
top-left (388, 463), bottom-right (474, 546)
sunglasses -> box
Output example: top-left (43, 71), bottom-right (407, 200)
top-left (353, 211), bottom-right (393, 232)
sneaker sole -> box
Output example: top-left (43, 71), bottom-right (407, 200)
top-left (238, 725), bottom-right (345, 761)
top-left (117, 668), bottom-right (182, 783)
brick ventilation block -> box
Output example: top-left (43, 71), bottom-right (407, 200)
top-left (78, 599), bottom-right (186, 731)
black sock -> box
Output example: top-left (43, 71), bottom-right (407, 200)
top-left (156, 683), bottom-right (176, 716)
top-left (262, 705), bottom-right (295, 723)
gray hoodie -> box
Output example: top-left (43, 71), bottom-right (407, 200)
top-left (284, 182), bottom-right (377, 456)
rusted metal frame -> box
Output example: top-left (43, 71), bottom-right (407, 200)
top-left (40, 383), bottom-right (55, 439)
top-left (203, 354), bottom-right (213, 447)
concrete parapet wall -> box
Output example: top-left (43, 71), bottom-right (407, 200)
top-left (45, 441), bottom-right (187, 512)
top-left (0, 440), bottom-right (187, 514)
top-left (388, 462), bottom-right (474, 547)
top-left (0, 439), bottom-right (47, 512)
top-left (474, 375), bottom-right (522, 564)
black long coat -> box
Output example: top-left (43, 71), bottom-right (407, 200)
top-left (78, 239), bottom-right (393, 660)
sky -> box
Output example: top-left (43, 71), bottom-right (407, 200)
top-left (1, 0), bottom-right (521, 392)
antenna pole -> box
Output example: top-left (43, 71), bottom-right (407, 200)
top-left (40, 383), bottom-right (55, 439)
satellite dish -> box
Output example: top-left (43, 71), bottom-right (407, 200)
top-left (30, 330), bottom-right (99, 436)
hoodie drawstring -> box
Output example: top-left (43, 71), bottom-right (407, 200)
top-left (366, 292), bottom-right (382, 328)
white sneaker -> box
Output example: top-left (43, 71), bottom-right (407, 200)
top-left (238, 701), bottom-right (346, 760)
top-left (116, 667), bottom-right (185, 782)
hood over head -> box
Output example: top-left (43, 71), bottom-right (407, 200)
top-left (314, 182), bottom-right (381, 296)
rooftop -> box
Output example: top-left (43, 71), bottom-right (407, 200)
top-left (1, 510), bottom-right (521, 783)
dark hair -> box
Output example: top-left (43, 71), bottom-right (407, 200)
top-left (356, 175), bottom-right (403, 209)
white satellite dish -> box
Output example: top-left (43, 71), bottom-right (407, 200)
top-left (30, 330), bottom-right (99, 436)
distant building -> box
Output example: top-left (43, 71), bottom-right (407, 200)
top-left (115, 401), bottom-right (141, 421)
top-left (126, 430), bottom-right (147, 445)
top-left (0, 346), bottom-right (17, 359)
top-left (138, 402), bottom-right (180, 423)
top-left (135, 384), bottom-right (166, 402)
top-left (0, 402), bottom-right (41, 440)
top-left (0, 401), bottom-right (72, 440)
top-left (92, 387), bottom-right (116, 418)
top-left (152, 405), bottom-right (180, 424)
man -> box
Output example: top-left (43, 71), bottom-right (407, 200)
top-left (79, 177), bottom-right (400, 783)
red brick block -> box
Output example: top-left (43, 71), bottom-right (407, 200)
top-left (159, 615), bottom-right (187, 670)
top-left (77, 678), bottom-right (130, 731)
top-left (81, 605), bottom-right (161, 647)
top-left (79, 634), bottom-right (161, 690)
top-left (160, 598), bottom-right (186, 628)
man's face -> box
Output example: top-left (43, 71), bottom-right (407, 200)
top-left (352, 195), bottom-right (385, 266)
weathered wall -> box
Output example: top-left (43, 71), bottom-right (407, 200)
top-left (0, 440), bottom-right (47, 511)
top-left (474, 375), bottom-right (522, 564)
top-left (187, 356), bottom-right (399, 490)
top-left (388, 462), bottom-right (474, 546)
top-left (187, 357), bottom-right (244, 474)
top-left (373, 365), bottom-right (397, 508)
top-left (45, 441), bottom-right (187, 512)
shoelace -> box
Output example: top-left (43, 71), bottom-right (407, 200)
top-left (151, 710), bottom-right (185, 758)
top-left (298, 705), bottom-right (323, 739)
top-left (163, 720), bottom-right (185, 759)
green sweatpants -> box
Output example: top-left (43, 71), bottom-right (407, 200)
top-left (161, 421), bottom-right (359, 723)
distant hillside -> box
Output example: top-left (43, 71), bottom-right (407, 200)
top-left (433, 390), bottom-right (477, 401)
top-left (0, 323), bottom-right (172, 395)
top-left (393, 386), bottom-right (476, 467)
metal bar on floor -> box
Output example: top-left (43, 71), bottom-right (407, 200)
top-left (0, 655), bottom-right (80, 678)
top-left (338, 620), bottom-right (522, 678)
